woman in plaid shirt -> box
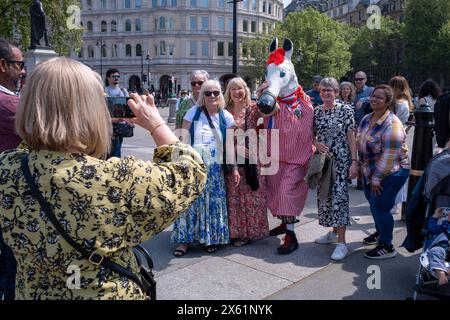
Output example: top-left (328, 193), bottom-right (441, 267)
top-left (356, 85), bottom-right (410, 259)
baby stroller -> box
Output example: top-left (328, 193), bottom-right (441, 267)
top-left (409, 149), bottom-right (450, 299)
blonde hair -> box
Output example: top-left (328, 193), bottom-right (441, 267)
top-left (339, 81), bottom-right (356, 103)
top-left (224, 77), bottom-right (252, 108)
top-left (389, 76), bottom-right (414, 112)
top-left (196, 79), bottom-right (225, 108)
top-left (15, 57), bottom-right (112, 158)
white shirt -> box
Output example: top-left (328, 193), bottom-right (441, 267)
top-left (184, 106), bottom-right (235, 146)
top-left (0, 85), bottom-right (17, 96)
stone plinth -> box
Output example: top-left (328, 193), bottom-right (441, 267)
top-left (26, 47), bottom-right (58, 75)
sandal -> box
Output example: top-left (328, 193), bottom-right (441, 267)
top-left (173, 244), bottom-right (188, 257)
top-left (232, 238), bottom-right (249, 247)
top-left (205, 245), bottom-right (218, 253)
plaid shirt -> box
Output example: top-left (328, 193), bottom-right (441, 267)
top-left (356, 110), bottom-right (409, 185)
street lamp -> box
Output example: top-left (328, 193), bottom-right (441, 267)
top-left (228, 0), bottom-right (243, 74)
top-left (96, 37), bottom-right (104, 80)
top-left (146, 51), bottom-right (151, 90)
top-left (315, 36), bottom-right (321, 74)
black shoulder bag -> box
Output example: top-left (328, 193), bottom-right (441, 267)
top-left (20, 154), bottom-right (156, 300)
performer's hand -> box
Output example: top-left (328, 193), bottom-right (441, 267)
top-left (256, 80), bottom-right (270, 98)
top-left (315, 142), bottom-right (329, 153)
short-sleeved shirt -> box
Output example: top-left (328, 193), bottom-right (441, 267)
top-left (184, 106), bottom-right (235, 147)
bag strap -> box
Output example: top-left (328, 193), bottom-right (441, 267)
top-left (202, 107), bottom-right (228, 163)
top-left (20, 154), bottom-right (146, 293)
top-left (189, 106), bottom-right (203, 146)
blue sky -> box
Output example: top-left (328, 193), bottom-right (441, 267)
top-left (283, 0), bottom-right (291, 7)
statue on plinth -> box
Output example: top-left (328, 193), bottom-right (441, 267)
top-left (30, 0), bottom-right (51, 49)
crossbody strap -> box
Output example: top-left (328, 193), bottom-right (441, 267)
top-left (20, 154), bottom-right (145, 293)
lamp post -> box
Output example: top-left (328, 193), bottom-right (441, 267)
top-left (96, 37), bottom-right (104, 80)
top-left (146, 52), bottom-right (151, 90)
top-left (315, 36), bottom-right (321, 74)
top-left (140, 50), bottom-right (144, 93)
top-left (228, 0), bottom-right (243, 74)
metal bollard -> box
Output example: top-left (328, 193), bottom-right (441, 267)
top-left (404, 103), bottom-right (434, 220)
top-left (167, 98), bottom-right (177, 124)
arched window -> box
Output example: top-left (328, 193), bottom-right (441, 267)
top-left (88, 45), bottom-right (94, 58)
top-left (78, 47), bottom-right (84, 58)
top-left (111, 20), bottom-right (117, 32)
top-left (87, 21), bottom-right (93, 32)
top-left (136, 44), bottom-right (142, 56)
top-left (125, 19), bottom-right (132, 32)
top-left (126, 44), bottom-right (132, 56)
top-left (102, 44), bottom-right (107, 57)
top-left (160, 41), bottom-right (166, 55)
top-left (135, 19), bottom-right (141, 32)
top-left (101, 21), bottom-right (107, 32)
top-left (111, 44), bottom-right (118, 57)
top-left (159, 17), bottom-right (166, 30)
top-left (169, 18), bottom-right (175, 30)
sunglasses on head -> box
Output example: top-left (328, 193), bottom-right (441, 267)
top-left (355, 78), bottom-right (365, 81)
top-left (204, 91), bottom-right (221, 97)
top-left (191, 81), bottom-right (204, 87)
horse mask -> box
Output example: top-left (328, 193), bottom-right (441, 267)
top-left (257, 38), bottom-right (306, 115)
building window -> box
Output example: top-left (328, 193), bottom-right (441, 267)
top-left (218, 0), bottom-right (225, 8)
top-left (111, 0), bottom-right (117, 9)
top-left (242, 44), bottom-right (248, 58)
top-left (190, 16), bottom-right (197, 30)
top-left (87, 21), bottom-right (93, 32)
top-left (160, 17), bottom-right (166, 29)
top-left (190, 40), bottom-right (197, 56)
top-left (78, 47), bottom-right (84, 58)
top-left (251, 20), bottom-right (256, 32)
top-left (218, 42), bottom-right (224, 56)
top-left (190, 0), bottom-right (196, 7)
top-left (154, 45), bottom-right (158, 56)
top-left (227, 18), bottom-right (233, 32)
top-left (111, 20), bottom-right (117, 32)
top-left (268, 3), bottom-right (272, 14)
top-left (201, 41), bottom-right (208, 57)
top-left (102, 44), bottom-right (107, 58)
top-left (87, 0), bottom-right (92, 10)
top-left (125, 0), bottom-right (131, 9)
top-left (262, 22), bottom-right (266, 34)
top-left (199, 0), bottom-right (207, 7)
top-left (125, 19), bottom-right (132, 31)
top-left (152, 0), bottom-right (157, 7)
top-left (136, 44), bottom-right (142, 56)
top-left (136, 0), bottom-right (141, 8)
top-left (251, 0), bottom-right (256, 11)
top-left (171, 0), bottom-right (177, 6)
top-left (101, 21), bottom-right (107, 32)
top-left (112, 44), bottom-right (117, 57)
top-left (126, 44), bottom-right (132, 56)
top-left (242, 0), bottom-right (248, 9)
top-left (169, 45), bottom-right (174, 56)
top-left (228, 42), bottom-right (233, 56)
top-left (160, 41), bottom-right (166, 55)
top-left (88, 45), bottom-right (94, 58)
top-left (161, 0), bottom-right (167, 6)
top-left (136, 19), bottom-right (141, 32)
top-left (169, 17), bottom-right (175, 30)
top-left (201, 16), bottom-right (208, 30)
top-left (218, 17), bottom-right (225, 31)
top-left (101, 0), bottom-right (107, 9)
top-left (262, 1), bottom-right (266, 13)
top-left (243, 20), bottom-right (248, 32)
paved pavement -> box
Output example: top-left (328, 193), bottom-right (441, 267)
top-left (120, 107), bottom-right (446, 300)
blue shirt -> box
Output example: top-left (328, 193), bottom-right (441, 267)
top-left (306, 89), bottom-right (323, 106)
top-left (355, 85), bottom-right (374, 125)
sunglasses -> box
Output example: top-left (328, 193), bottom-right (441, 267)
top-left (191, 81), bottom-right (204, 87)
top-left (355, 78), bottom-right (365, 81)
top-left (110, 75), bottom-right (120, 79)
top-left (5, 59), bottom-right (25, 70)
top-left (204, 91), bottom-right (221, 97)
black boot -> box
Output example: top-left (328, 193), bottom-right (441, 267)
top-left (269, 223), bottom-right (286, 236)
top-left (277, 230), bottom-right (299, 255)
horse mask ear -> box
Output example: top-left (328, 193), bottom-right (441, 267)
top-left (282, 38), bottom-right (293, 61)
top-left (269, 38), bottom-right (278, 54)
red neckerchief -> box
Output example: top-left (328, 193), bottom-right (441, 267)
top-left (267, 48), bottom-right (285, 65)
top-left (276, 86), bottom-right (311, 118)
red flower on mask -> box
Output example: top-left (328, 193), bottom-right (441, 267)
top-left (267, 48), bottom-right (285, 65)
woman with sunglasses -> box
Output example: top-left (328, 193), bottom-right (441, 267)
top-left (175, 70), bottom-right (209, 129)
top-left (356, 85), bottom-right (410, 259)
top-left (171, 79), bottom-right (239, 256)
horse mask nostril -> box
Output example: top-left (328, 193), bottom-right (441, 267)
top-left (257, 93), bottom-right (276, 114)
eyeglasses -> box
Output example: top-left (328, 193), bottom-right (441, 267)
top-left (355, 78), bottom-right (366, 82)
top-left (370, 95), bottom-right (386, 100)
top-left (191, 81), bottom-right (204, 87)
top-left (204, 91), bottom-right (221, 97)
top-left (110, 75), bottom-right (120, 79)
top-left (5, 59), bottom-right (25, 70)
top-left (320, 88), bottom-right (334, 93)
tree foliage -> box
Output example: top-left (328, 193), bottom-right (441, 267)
top-left (0, 0), bottom-right (83, 56)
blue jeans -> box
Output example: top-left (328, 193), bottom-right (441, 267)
top-left (0, 228), bottom-right (16, 300)
top-left (363, 168), bottom-right (409, 246)
top-left (109, 136), bottom-right (123, 158)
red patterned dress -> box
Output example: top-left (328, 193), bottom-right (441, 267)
top-left (225, 102), bottom-right (269, 241)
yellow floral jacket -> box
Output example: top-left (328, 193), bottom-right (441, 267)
top-left (0, 143), bottom-right (206, 300)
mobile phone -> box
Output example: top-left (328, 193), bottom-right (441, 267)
top-left (106, 97), bottom-right (135, 118)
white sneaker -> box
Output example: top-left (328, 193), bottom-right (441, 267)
top-left (331, 243), bottom-right (348, 261)
top-left (315, 231), bottom-right (338, 244)
top-left (391, 204), bottom-right (399, 214)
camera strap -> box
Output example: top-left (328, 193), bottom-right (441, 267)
top-left (20, 154), bottom-right (147, 294)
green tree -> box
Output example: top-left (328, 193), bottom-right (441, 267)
top-left (242, 36), bottom-right (272, 83)
top-left (403, 0), bottom-right (450, 86)
top-left (0, 0), bottom-right (83, 56)
top-left (275, 8), bottom-right (353, 88)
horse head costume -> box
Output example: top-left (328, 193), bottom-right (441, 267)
top-left (257, 38), bottom-right (311, 118)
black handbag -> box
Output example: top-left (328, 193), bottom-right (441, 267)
top-left (20, 154), bottom-right (156, 300)
top-left (113, 122), bottom-right (135, 138)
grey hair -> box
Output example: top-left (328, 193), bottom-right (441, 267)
top-left (319, 77), bottom-right (339, 94)
top-left (190, 70), bottom-right (210, 81)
